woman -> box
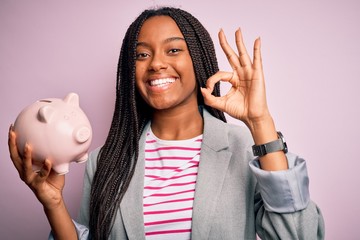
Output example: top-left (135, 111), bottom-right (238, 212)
top-left (9, 7), bottom-right (325, 240)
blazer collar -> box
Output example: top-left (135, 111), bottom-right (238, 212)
top-left (120, 109), bottom-right (232, 239)
top-left (201, 109), bottom-right (229, 151)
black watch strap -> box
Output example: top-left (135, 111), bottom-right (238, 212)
top-left (252, 131), bottom-right (288, 157)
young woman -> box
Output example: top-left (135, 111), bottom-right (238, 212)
top-left (9, 7), bottom-right (325, 240)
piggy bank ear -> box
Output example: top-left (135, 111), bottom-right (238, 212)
top-left (64, 93), bottom-right (79, 107)
top-left (38, 105), bottom-right (55, 123)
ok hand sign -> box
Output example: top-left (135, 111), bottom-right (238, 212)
top-left (201, 28), bottom-right (271, 131)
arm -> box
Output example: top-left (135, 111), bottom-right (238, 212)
top-left (255, 192), bottom-right (325, 240)
top-left (49, 147), bottom-right (99, 240)
top-left (50, 148), bottom-right (101, 240)
top-left (201, 29), bottom-right (325, 238)
top-left (8, 127), bottom-right (77, 240)
top-left (45, 200), bottom-right (77, 239)
top-left (251, 153), bottom-right (325, 239)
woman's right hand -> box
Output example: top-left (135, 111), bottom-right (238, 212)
top-left (8, 125), bottom-right (65, 210)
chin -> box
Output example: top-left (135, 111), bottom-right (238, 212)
top-left (147, 98), bottom-right (178, 110)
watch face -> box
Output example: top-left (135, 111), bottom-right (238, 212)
top-left (277, 131), bottom-right (288, 153)
top-left (277, 131), bottom-right (285, 141)
top-left (283, 142), bottom-right (288, 154)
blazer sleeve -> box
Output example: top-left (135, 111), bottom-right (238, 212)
top-left (249, 152), bottom-right (325, 239)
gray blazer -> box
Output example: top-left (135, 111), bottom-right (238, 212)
top-left (74, 110), bottom-right (325, 240)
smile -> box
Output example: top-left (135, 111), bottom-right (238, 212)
top-left (149, 78), bottom-right (176, 87)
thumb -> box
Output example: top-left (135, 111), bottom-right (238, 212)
top-left (38, 159), bottom-right (52, 179)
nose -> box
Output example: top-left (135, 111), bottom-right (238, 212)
top-left (148, 53), bottom-right (168, 72)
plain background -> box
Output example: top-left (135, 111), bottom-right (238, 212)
top-left (1, 0), bottom-right (359, 239)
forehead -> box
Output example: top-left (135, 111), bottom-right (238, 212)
top-left (137, 16), bottom-right (184, 41)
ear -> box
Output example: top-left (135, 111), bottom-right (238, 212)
top-left (64, 92), bottom-right (79, 107)
top-left (38, 105), bottom-right (55, 123)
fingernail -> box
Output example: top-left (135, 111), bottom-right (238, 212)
top-left (24, 143), bottom-right (29, 152)
top-left (44, 159), bottom-right (50, 168)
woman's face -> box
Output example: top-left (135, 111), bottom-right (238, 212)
top-left (135, 16), bottom-right (197, 111)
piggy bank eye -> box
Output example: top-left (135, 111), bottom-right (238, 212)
top-left (70, 111), bottom-right (77, 118)
top-left (64, 111), bottom-right (77, 120)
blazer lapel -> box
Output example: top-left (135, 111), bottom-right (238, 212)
top-left (119, 122), bottom-right (150, 240)
top-left (191, 110), bottom-right (232, 239)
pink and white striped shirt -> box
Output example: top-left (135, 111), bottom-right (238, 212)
top-left (143, 128), bottom-right (202, 240)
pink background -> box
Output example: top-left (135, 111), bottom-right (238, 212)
top-left (1, 0), bottom-right (359, 239)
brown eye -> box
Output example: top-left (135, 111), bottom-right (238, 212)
top-left (168, 48), bottom-right (182, 55)
top-left (136, 52), bottom-right (150, 59)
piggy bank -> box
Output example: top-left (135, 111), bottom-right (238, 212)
top-left (13, 93), bottom-right (92, 175)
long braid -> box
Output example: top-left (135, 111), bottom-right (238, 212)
top-left (89, 7), bottom-right (226, 240)
top-left (170, 9), bottom-right (226, 121)
top-left (89, 13), bottom-right (150, 239)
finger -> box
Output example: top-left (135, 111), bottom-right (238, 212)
top-left (206, 71), bottom-right (236, 93)
top-left (218, 29), bottom-right (241, 71)
top-left (36, 159), bottom-right (52, 180)
top-left (22, 144), bottom-right (36, 184)
top-left (8, 125), bottom-right (22, 171)
top-left (200, 87), bottom-right (224, 110)
top-left (235, 28), bottom-right (252, 68)
top-left (253, 37), bottom-right (263, 70)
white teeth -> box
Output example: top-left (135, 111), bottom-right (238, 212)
top-left (149, 78), bottom-right (175, 87)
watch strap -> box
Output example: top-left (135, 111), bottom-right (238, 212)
top-left (252, 131), bottom-right (288, 157)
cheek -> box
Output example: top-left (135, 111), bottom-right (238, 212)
top-left (135, 64), bottom-right (145, 88)
top-left (176, 57), bottom-right (196, 81)
top-left (184, 66), bottom-right (197, 88)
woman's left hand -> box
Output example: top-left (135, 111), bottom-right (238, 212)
top-left (201, 28), bottom-right (271, 130)
top-left (201, 29), bottom-right (289, 170)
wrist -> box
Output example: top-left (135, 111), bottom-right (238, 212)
top-left (246, 115), bottom-right (278, 145)
top-left (42, 196), bottom-right (65, 213)
top-left (43, 197), bottom-right (77, 240)
top-left (247, 115), bottom-right (289, 171)
top-left (252, 131), bottom-right (288, 157)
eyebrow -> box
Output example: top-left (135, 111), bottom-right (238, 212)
top-left (136, 37), bottom-right (185, 47)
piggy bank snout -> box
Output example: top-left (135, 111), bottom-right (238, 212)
top-left (74, 126), bottom-right (91, 143)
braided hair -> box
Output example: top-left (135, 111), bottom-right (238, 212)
top-left (89, 7), bottom-right (226, 239)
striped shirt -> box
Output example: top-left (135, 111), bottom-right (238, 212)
top-left (143, 128), bottom-right (202, 240)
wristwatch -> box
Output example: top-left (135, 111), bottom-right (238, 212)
top-left (252, 131), bottom-right (288, 157)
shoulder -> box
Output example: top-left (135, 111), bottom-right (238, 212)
top-left (89, 146), bottom-right (102, 159)
top-left (85, 146), bottom-right (102, 177)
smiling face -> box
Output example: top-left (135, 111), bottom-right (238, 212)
top-left (135, 16), bottom-right (197, 111)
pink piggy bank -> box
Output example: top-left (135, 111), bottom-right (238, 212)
top-left (13, 93), bottom-right (92, 175)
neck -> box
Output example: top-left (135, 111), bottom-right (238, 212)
top-left (151, 105), bottom-right (203, 140)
